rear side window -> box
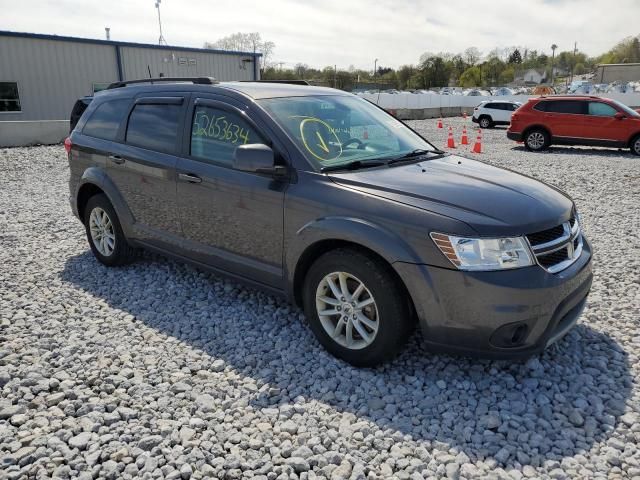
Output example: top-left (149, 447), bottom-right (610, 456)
top-left (484, 103), bottom-right (497, 109)
top-left (190, 106), bottom-right (262, 166)
top-left (126, 104), bottom-right (181, 153)
top-left (82, 99), bottom-right (130, 140)
top-left (588, 102), bottom-right (618, 117)
top-left (535, 100), bottom-right (585, 114)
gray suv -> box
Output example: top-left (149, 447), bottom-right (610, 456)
top-left (67, 77), bottom-right (592, 366)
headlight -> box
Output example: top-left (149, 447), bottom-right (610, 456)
top-left (431, 233), bottom-right (534, 271)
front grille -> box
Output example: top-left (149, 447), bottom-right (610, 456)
top-left (527, 224), bottom-right (565, 246)
top-left (537, 248), bottom-right (570, 268)
top-left (526, 215), bottom-right (582, 273)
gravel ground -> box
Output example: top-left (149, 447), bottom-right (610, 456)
top-left (1, 118), bottom-right (639, 480)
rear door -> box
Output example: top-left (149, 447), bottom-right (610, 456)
top-left (174, 95), bottom-right (288, 288)
top-left (583, 101), bottom-right (628, 145)
top-left (494, 103), bottom-right (512, 123)
top-left (107, 93), bottom-right (186, 247)
top-left (536, 100), bottom-right (587, 139)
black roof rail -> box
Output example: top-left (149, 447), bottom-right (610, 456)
top-left (107, 77), bottom-right (218, 89)
top-left (241, 80), bottom-right (310, 86)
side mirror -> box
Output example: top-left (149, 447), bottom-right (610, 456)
top-left (233, 144), bottom-right (286, 176)
top-left (614, 112), bottom-right (626, 120)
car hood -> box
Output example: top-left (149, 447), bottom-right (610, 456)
top-left (328, 155), bottom-right (574, 236)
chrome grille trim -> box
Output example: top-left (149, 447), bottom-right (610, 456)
top-left (526, 219), bottom-right (583, 273)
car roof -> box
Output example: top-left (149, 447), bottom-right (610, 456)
top-left (94, 81), bottom-right (349, 101)
top-left (535, 95), bottom-right (604, 101)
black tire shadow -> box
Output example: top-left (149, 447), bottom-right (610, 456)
top-left (59, 250), bottom-right (633, 468)
top-left (510, 145), bottom-right (634, 157)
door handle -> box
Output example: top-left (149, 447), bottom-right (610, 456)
top-left (108, 155), bottom-right (125, 165)
top-left (178, 173), bottom-right (202, 184)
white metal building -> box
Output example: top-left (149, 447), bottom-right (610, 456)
top-left (0, 31), bottom-right (261, 146)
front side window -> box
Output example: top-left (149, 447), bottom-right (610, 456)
top-left (259, 95), bottom-right (436, 170)
top-left (190, 106), bottom-right (262, 166)
top-left (0, 82), bottom-right (21, 112)
top-left (126, 103), bottom-right (181, 153)
top-left (588, 102), bottom-right (618, 117)
top-left (82, 99), bottom-right (130, 140)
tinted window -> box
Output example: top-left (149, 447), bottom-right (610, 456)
top-left (0, 82), bottom-right (20, 112)
top-left (191, 106), bottom-right (262, 166)
top-left (126, 104), bottom-right (181, 153)
top-left (83, 99), bottom-right (130, 140)
top-left (484, 103), bottom-right (497, 109)
top-left (537, 100), bottom-right (585, 114)
top-left (588, 102), bottom-right (618, 117)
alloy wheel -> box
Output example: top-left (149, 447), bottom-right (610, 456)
top-left (480, 118), bottom-right (490, 128)
top-left (527, 132), bottom-right (545, 150)
top-left (315, 271), bottom-right (379, 350)
top-left (89, 207), bottom-right (116, 256)
top-left (634, 138), bottom-right (640, 155)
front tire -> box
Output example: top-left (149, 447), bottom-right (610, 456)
top-left (630, 135), bottom-right (640, 156)
top-left (84, 194), bottom-right (137, 266)
top-left (524, 129), bottom-right (550, 151)
top-left (302, 248), bottom-right (413, 367)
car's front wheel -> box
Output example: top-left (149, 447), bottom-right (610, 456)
top-left (524, 129), bottom-right (550, 151)
top-left (302, 248), bottom-right (413, 367)
top-left (84, 193), bottom-right (137, 266)
top-left (631, 135), bottom-right (640, 156)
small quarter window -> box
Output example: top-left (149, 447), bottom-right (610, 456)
top-left (0, 82), bottom-right (21, 112)
top-left (82, 99), bottom-right (130, 140)
top-left (190, 106), bottom-right (262, 166)
top-left (126, 103), bottom-right (181, 153)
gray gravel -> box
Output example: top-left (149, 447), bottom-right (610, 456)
top-left (1, 119), bottom-right (639, 479)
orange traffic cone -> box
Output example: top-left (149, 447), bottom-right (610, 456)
top-left (437, 118), bottom-right (443, 129)
top-left (461, 126), bottom-right (469, 145)
top-left (363, 127), bottom-right (369, 140)
top-left (472, 129), bottom-right (483, 154)
top-left (446, 126), bottom-right (456, 149)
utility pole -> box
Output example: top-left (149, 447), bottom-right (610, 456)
top-left (570, 41), bottom-right (577, 83)
top-left (155, 0), bottom-right (167, 46)
top-left (105, 27), bottom-right (110, 40)
top-left (334, 65), bottom-right (337, 89)
top-left (550, 44), bottom-right (558, 85)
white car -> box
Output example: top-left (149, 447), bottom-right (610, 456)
top-left (472, 100), bottom-right (522, 128)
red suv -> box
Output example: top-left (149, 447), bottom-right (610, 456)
top-left (507, 96), bottom-right (640, 155)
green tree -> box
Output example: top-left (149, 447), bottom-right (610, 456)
top-left (459, 66), bottom-right (482, 87)
top-left (508, 49), bottom-right (522, 64)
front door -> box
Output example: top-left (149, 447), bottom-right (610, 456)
top-left (583, 101), bottom-right (628, 145)
top-left (175, 98), bottom-right (287, 288)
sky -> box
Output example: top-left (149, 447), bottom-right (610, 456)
top-left (1, 0), bottom-right (638, 70)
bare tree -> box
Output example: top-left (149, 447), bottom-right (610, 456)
top-left (464, 47), bottom-right (482, 65)
top-left (204, 32), bottom-right (275, 70)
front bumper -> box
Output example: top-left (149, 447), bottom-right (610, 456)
top-left (507, 131), bottom-right (523, 141)
top-left (394, 237), bottom-right (593, 359)
top-left (471, 116), bottom-right (479, 124)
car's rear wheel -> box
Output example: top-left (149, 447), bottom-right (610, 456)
top-left (524, 129), bottom-right (550, 151)
top-left (479, 116), bottom-right (492, 129)
top-left (302, 248), bottom-right (413, 367)
top-left (84, 194), bottom-right (137, 266)
top-left (631, 135), bottom-right (640, 156)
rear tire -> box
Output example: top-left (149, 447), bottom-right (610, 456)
top-left (631, 135), bottom-right (640, 156)
top-left (524, 129), bottom-right (550, 151)
top-left (479, 116), bottom-right (493, 129)
top-left (84, 194), bottom-right (137, 267)
top-left (302, 248), bottom-right (413, 367)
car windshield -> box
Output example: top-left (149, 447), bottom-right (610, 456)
top-left (258, 95), bottom-right (438, 170)
top-left (611, 99), bottom-right (640, 118)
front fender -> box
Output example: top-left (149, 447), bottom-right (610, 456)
top-left (285, 215), bottom-right (424, 301)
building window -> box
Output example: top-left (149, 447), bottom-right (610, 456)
top-left (0, 82), bottom-right (21, 112)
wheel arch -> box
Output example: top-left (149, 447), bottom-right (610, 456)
top-left (523, 124), bottom-right (552, 140)
top-left (627, 131), bottom-right (640, 148)
top-left (291, 238), bottom-right (418, 324)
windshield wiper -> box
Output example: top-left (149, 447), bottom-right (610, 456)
top-left (386, 148), bottom-right (446, 166)
top-left (320, 159), bottom-right (387, 173)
